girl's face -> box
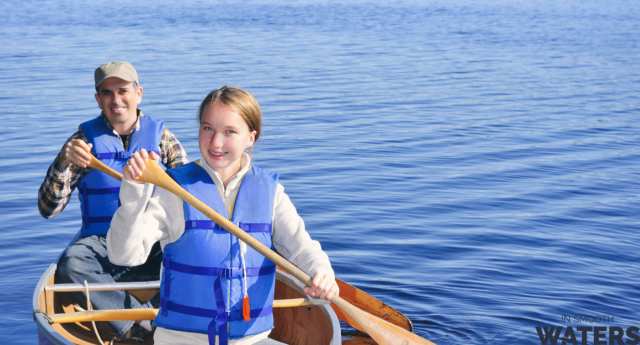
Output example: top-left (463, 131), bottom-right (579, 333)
top-left (198, 102), bottom-right (256, 184)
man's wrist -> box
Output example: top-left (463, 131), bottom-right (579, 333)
top-left (55, 152), bottom-right (70, 168)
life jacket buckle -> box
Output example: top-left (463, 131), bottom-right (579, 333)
top-left (116, 151), bottom-right (132, 159)
top-left (223, 267), bottom-right (244, 278)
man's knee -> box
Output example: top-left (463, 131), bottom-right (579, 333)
top-left (56, 244), bottom-right (101, 282)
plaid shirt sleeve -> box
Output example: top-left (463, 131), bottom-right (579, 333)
top-left (37, 129), bottom-right (91, 219)
top-left (158, 128), bottom-right (189, 169)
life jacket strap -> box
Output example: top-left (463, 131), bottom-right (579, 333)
top-left (94, 152), bottom-right (132, 160)
top-left (169, 260), bottom-right (276, 278)
top-left (165, 300), bottom-right (274, 321)
top-left (184, 220), bottom-right (272, 233)
top-left (161, 255), bottom-right (171, 317)
top-left (87, 216), bottom-right (113, 223)
top-left (81, 183), bottom-right (90, 229)
top-left (94, 150), bottom-right (159, 160)
top-left (213, 273), bottom-right (228, 345)
top-left (83, 187), bottom-right (120, 195)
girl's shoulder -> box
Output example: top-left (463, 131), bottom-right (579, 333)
top-left (246, 165), bottom-right (279, 183)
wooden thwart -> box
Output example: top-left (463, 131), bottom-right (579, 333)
top-left (47, 298), bottom-right (319, 324)
top-left (45, 281), bottom-right (161, 292)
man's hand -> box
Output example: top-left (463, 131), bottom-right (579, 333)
top-left (123, 149), bottom-right (160, 185)
top-left (58, 139), bottom-right (93, 168)
top-left (303, 271), bottom-right (339, 301)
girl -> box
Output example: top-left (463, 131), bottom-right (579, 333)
top-left (107, 86), bottom-right (339, 345)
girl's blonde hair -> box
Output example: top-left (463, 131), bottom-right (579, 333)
top-left (197, 86), bottom-right (262, 142)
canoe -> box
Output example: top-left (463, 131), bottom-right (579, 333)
top-left (33, 232), bottom-right (341, 345)
top-left (34, 232), bottom-right (412, 345)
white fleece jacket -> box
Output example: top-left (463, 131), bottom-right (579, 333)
top-left (106, 153), bottom-right (334, 344)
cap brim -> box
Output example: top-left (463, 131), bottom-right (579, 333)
top-left (95, 74), bottom-right (137, 88)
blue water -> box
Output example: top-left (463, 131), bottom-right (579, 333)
top-left (1, 0), bottom-right (639, 344)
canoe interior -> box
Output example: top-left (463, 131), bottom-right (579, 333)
top-left (341, 337), bottom-right (377, 345)
top-left (39, 272), bottom-right (337, 345)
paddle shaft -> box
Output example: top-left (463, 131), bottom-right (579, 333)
top-left (87, 155), bottom-right (435, 345)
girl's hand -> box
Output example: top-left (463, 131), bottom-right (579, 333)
top-left (304, 271), bottom-right (339, 301)
top-left (123, 149), bottom-right (160, 184)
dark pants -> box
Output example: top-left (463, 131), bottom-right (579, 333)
top-left (56, 235), bottom-right (161, 337)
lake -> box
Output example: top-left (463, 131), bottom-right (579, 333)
top-left (1, 0), bottom-right (639, 344)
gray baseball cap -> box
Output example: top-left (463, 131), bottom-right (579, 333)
top-left (94, 61), bottom-right (139, 88)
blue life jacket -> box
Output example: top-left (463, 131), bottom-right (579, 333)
top-left (155, 161), bottom-right (278, 345)
top-left (78, 115), bottom-right (164, 237)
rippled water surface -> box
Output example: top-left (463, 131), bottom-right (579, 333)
top-left (1, 0), bottom-right (639, 344)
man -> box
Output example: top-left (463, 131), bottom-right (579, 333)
top-left (38, 61), bottom-right (188, 342)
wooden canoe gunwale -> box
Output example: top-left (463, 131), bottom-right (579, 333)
top-left (34, 263), bottom-right (69, 345)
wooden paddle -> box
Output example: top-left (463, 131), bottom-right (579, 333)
top-left (76, 157), bottom-right (414, 332)
top-left (88, 154), bottom-right (436, 345)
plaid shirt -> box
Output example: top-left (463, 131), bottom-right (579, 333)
top-left (38, 111), bottom-right (189, 219)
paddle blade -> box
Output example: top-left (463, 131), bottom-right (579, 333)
top-left (331, 278), bottom-right (412, 333)
top-left (275, 266), bottom-right (412, 333)
top-left (332, 296), bottom-right (436, 345)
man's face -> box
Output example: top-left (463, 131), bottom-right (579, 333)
top-left (94, 77), bottom-right (142, 128)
